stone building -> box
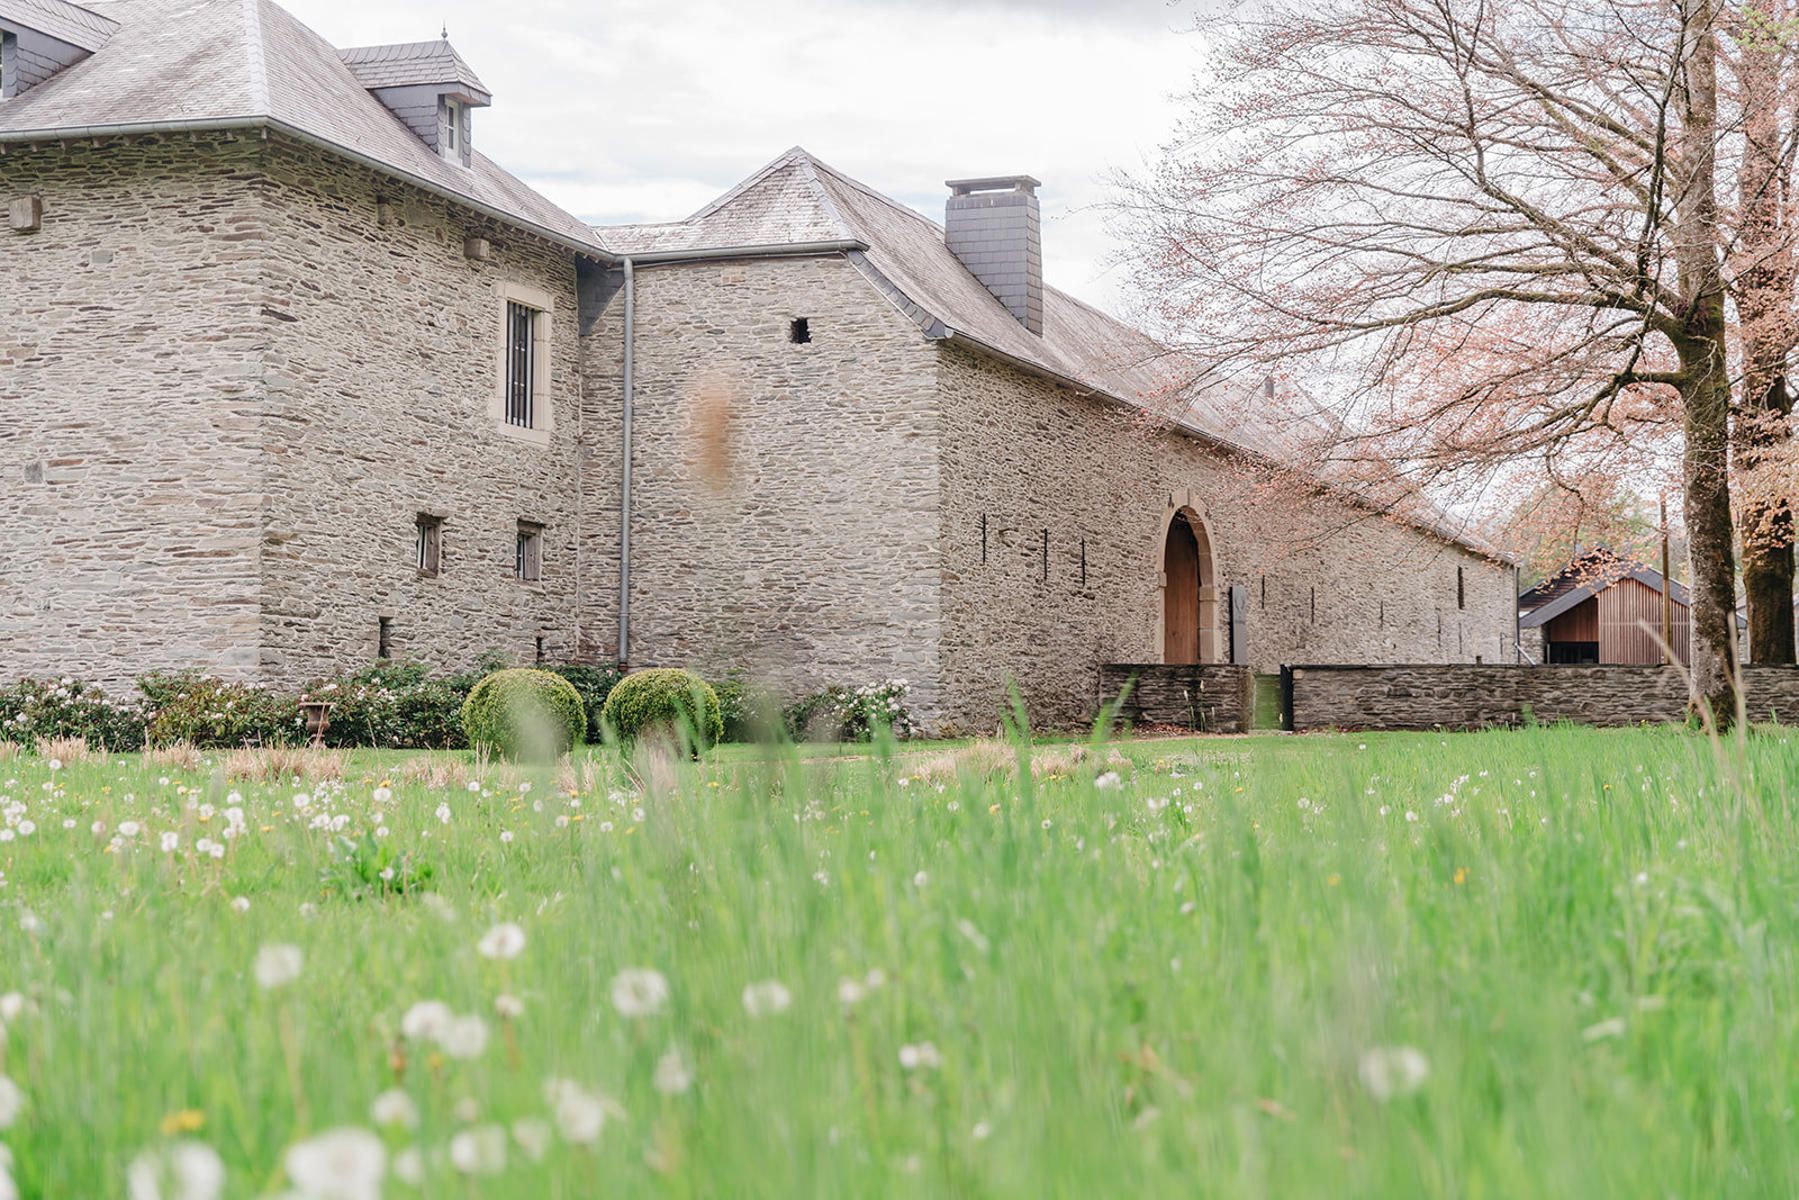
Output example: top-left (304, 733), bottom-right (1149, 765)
top-left (1, 0), bottom-right (1517, 730)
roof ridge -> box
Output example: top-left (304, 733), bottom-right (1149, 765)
top-left (685, 145), bottom-right (810, 221)
top-left (787, 151), bottom-right (856, 242)
top-left (241, 0), bottom-right (270, 116)
top-left (806, 153), bottom-right (947, 234)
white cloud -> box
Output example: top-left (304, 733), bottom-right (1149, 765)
top-left (281, 0), bottom-right (1200, 314)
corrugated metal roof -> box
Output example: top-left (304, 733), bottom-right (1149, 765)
top-left (339, 39), bottom-right (489, 101)
top-left (0, 0), bottom-right (117, 51)
top-left (0, 0), bottom-right (604, 256)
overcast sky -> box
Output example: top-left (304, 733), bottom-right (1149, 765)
top-left (282, 0), bottom-right (1204, 316)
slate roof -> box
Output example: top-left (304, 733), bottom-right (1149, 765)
top-left (603, 149), bottom-right (1327, 460)
top-left (0, 0), bottom-right (117, 50)
top-left (601, 148), bottom-right (1498, 559)
top-left (339, 39), bottom-right (490, 102)
top-left (0, 0), bottom-right (603, 256)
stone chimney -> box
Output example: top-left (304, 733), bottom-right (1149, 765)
top-left (945, 176), bottom-right (1044, 335)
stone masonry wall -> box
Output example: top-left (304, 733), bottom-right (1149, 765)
top-left (1289, 664), bottom-right (1799, 730)
top-left (1096, 664), bottom-right (1254, 733)
top-left (936, 343), bottom-right (1517, 731)
top-left (0, 137), bottom-right (269, 688)
top-left (253, 139), bottom-right (585, 684)
top-left (576, 255), bottom-right (947, 711)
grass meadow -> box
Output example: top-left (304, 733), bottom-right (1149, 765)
top-left (0, 723), bottom-right (1796, 1197)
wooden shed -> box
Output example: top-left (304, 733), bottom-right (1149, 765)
top-left (1519, 550), bottom-right (1692, 665)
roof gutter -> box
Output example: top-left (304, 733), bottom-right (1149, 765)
top-left (623, 239), bottom-right (868, 265)
top-left (0, 114), bottom-right (618, 263)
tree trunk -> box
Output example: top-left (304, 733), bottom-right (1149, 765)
top-left (1675, 0), bottom-right (1741, 726)
top-left (1743, 524), bottom-right (1796, 663)
top-left (1738, 373), bottom-right (1795, 664)
top-left (1732, 20), bottom-right (1798, 665)
top-left (1680, 336), bottom-right (1743, 724)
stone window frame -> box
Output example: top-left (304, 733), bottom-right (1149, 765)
top-left (489, 280), bottom-right (554, 447)
top-left (515, 520), bottom-right (545, 585)
top-left (415, 513), bottom-right (444, 578)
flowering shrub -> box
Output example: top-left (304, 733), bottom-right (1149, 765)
top-left (784, 680), bottom-right (916, 743)
top-left (0, 677), bottom-right (147, 752)
top-left (139, 672), bottom-right (301, 748)
top-left (461, 669), bottom-right (587, 760)
top-left (601, 669), bottom-right (723, 751)
top-left (303, 662), bottom-right (472, 751)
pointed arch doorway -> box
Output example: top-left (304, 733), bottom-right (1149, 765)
top-left (1163, 509), bottom-right (1220, 664)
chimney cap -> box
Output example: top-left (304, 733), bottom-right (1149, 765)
top-left (947, 175), bottom-right (1042, 196)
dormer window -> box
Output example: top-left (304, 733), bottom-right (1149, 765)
top-left (0, 0), bottom-right (117, 101)
top-left (341, 40), bottom-right (492, 166)
top-left (442, 97), bottom-right (464, 161)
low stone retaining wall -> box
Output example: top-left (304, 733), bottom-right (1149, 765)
top-left (1288, 664), bottom-right (1799, 732)
top-left (1098, 665), bottom-right (1253, 734)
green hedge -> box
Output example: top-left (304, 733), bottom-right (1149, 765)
top-left (460, 668), bottom-right (588, 760)
top-left (601, 669), bottom-right (723, 750)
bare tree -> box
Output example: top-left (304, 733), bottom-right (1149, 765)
top-left (1116, 0), bottom-right (1752, 719)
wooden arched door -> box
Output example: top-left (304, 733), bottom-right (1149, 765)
top-left (1164, 513), bottom-right (1201, 663)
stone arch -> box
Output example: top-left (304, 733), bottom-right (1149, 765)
top-left (1160, 502), bottom-right (1221, 664)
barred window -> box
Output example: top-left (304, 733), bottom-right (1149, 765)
top-left (505, 302), bottom-right (538, 428)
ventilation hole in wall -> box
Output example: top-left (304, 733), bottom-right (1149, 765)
top-left (535, 635), bottom-right (546, 665)
top-left (981, 514), bottom-right (988, 564)
top-left (1041, 529), bottom-right (1049, 582)
top-left (377, 616), bottom-right (393, 661)
top-left (1079, 538), bottom-right (1087, 588)
top-left (1310, 587), bottom-right (1316, 623)
top-left (789, 317), bottom-right (811, 344)
top-left (1457, 566), bottom-right (1466, 610)
top-left (1260, 575), bottom-right (1266, 609)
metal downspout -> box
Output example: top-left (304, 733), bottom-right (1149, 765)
top-left (618, 258), bottom-right (635, 670)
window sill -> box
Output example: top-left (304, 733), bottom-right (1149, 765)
top-left (493, 419), bottom-right (552, 448)
top-left (416, 570), bottom-right (440, 581)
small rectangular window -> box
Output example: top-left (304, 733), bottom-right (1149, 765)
top-left (515, 521), bottom-right (543, 583)
top-left (1457, 566), bottom-right (1466, 610)
top-left (415, 514), bottom-right (443, 577)
top-left (505, 303), bottom-right (537, 428)
top-left (443, 98), bottom-right (464, 160)
top-left (377, 616), bottom-right (393, 661)
top-left (789, 317), bottom-right (811, 344)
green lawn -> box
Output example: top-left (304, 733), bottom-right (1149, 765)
top-left (1, 724), bottom-right (1797, 1196)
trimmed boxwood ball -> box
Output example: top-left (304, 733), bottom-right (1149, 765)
top-left (601, 668), bottom-right (724, 750)
top-left (460, 668), bottom-right (587, 760)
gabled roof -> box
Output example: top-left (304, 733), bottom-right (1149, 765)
top-left (0, 0), bottom-right (117, 50)
top-left (0, 0), bottom-right (605, 257)
top-left (601, 148), bottom-right (1340, 465)
top-left (1519, 548), bottom-right (1691, 628)
top-left (340, 39), bottom-right (490, 103)
top-left (599, 147), bottom-right (1502, 561)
